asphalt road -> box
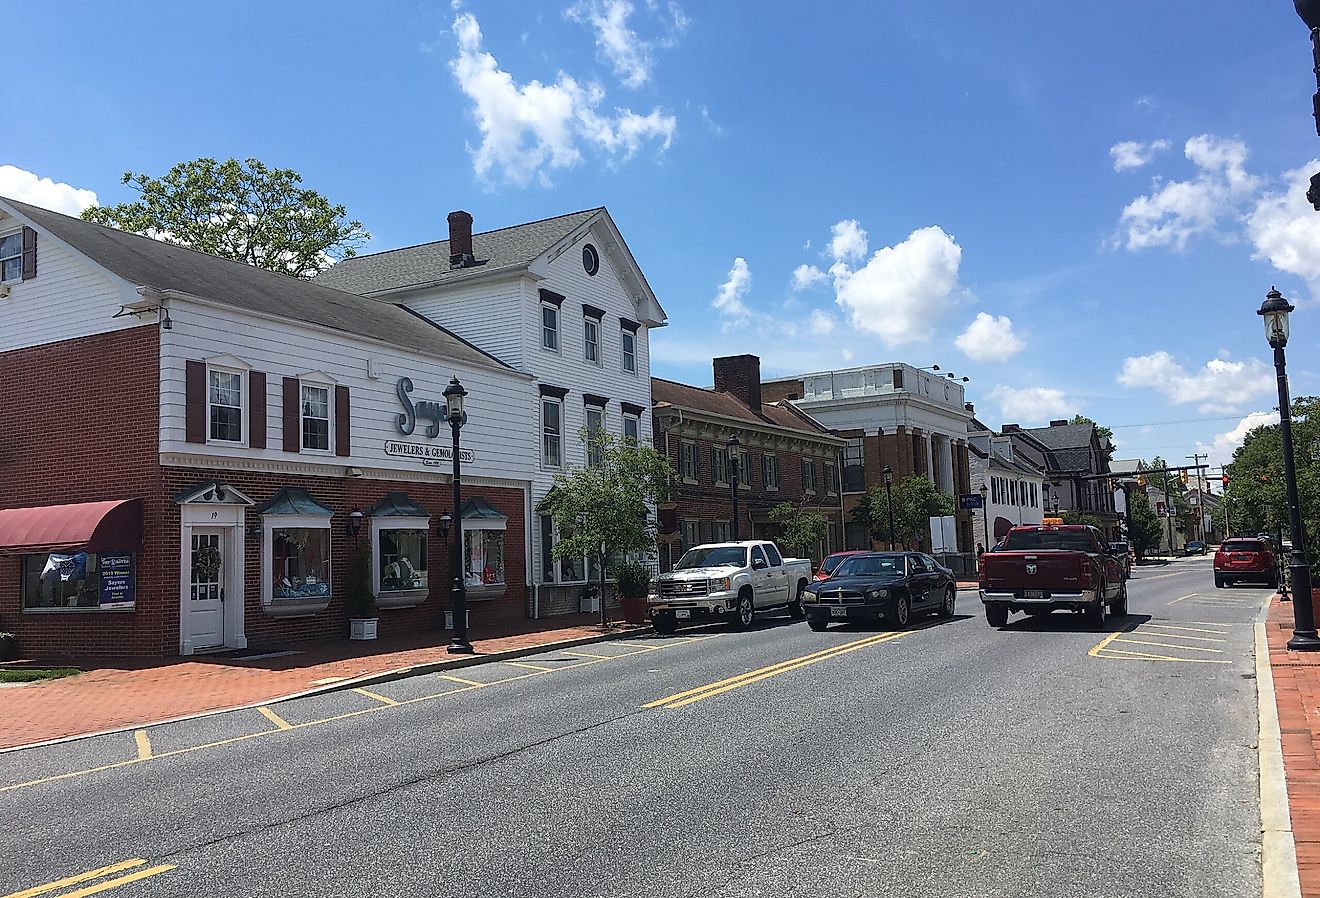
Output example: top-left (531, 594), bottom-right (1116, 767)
top-left (0, 556), bottom-right (1269, 898)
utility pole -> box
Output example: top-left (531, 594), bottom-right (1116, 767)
top-left (1163, 470), bottom-right (1176, 557)
top-left (1185, 452), bottom-right (1207, 542)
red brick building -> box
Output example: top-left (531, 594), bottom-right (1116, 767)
top-left (651, 355), bottom-right (845, 571)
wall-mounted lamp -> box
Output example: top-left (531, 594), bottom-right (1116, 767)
top-left (437, 513), bottom-right (453, 544)
top-left (346, 507), bottom-right (364, 542)
top-left (248, 521), bottom-right (263, 537)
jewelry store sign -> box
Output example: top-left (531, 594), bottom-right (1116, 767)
top-left (384, 440), bottom-right (475, 467)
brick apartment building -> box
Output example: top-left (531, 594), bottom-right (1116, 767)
top-left (762, 363), bottom-right (975, 564)
top-left (651, 355), bottom-right (845, 572)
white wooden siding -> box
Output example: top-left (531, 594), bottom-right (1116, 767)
top-left (0, 211), bottom-right (140, 353)
top-left (159, 300), bottom-right (537, 485)
top-left (400, 275), bottom-right (524, 369)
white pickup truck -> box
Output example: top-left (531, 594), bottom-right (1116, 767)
top-left (648, 540), bottom-right (813, 633)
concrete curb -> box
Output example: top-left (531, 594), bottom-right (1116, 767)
top-left (0, 624), bottom-right (653, 755)
top-left (1256, 600), bottom-right (1303, 898)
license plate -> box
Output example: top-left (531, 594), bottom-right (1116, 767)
top-left (1024, 589), bottom-right (1045, 599)
top-left (830, 607), bottom-right (848, 618)
top-left (675, 609), bottom-right (691, 619)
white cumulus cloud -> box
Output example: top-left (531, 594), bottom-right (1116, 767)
top-left (790, 263), bottom-right (826, 291)
top-left (566, 0), bottom-right (686, 89)
top-left (829, 224), bottom-right (962, 347)
top-left (1195, 410), bottom-right (1279, 469)
top-left (808, 308), bottom-right (835, 336)
top-left (1110, 139), bottom-right (1170, 172)
top-left (954, 312), bottom-right (1025, 362)
top-left (1116, 135), bottom-right (1260, 251)
top-left (0, 166), bottom-right (97, 216)
top-left (449, 11), bottom-right (676, 187)
top-left (712, 256), bottom-right (751, 325)
top-left (1116, 351), bottom-right (1274, 413)
top-left (1248, 160), bottom-right (1320, 294)
top-left (989, 385), bottom-right (1075, 425)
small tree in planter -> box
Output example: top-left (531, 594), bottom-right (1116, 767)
top-left (345, 543), bottom-right (378, 640)
top-left (616, 561), bottom-right (652, 625)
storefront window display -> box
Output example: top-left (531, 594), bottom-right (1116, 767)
top-left (22, 551), bottom-right (136, 610)
top-left (379, 528), bottom-right (427, 592)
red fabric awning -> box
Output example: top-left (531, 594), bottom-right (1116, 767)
top-left (0, 499), bottom-right (143, 555)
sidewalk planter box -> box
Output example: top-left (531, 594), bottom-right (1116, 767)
top-left (620, 595), bottom-right (648, 625)
top-left (349, 618), bottom-right (379, 641)
top-left (0, 634), bottom-right (16, 662)
top-left (579, 589), bottom-right (600, 614)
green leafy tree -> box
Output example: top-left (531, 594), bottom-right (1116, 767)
top-left (1223, 397), bottom-right (1319, 561)
top-left (536, 430), bottom-right (673, 626)
top-left (1071, 414), bottom-right (1114, 443)
top-left (1061, 510), bottom-right (1102, 529)
top-left (1126, 492), bottom-right (1164, 560)
top-left (768, 502), bottom-right (829, 560)
top-left (854, 474), bottom-right (955, 550)
top-left (82, 157), bottom-right (369, 278)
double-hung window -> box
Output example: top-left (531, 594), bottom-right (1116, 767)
top-left (712, 446), bottom-right (729, 486)
top-left (585, 406), bottom-right (605, 467)
top-left (0, 232), bottom-right (21, 282)
top-left (679, 441), bottom-right (697, 482)
top-left (623, 413), bottom-right (640, 443)
top-left (621, 329), bottom-right (636, 373)
top-left (764, 454), bottom-right (780, 490)
top-left (824, 461), bottom-right (838, 495)
top-left (542, 304), bottom-right (560, 351)
top-left (300, 383), bottom-right (331, 451)
top-left (802, 458), bottom-right (817, 494)
top-left (843, 438), bottom-right (864, 491)
top-left (584, 317), bottom-right (600, 365)
top-left (542, 398), bottom-right (563, 468)
top-left (208, 368), bottom-right (243, 443)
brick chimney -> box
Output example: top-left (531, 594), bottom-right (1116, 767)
top-left (713, 354), bottom-right (762, 414)
top-left (1002, 424), bottom-right (1020, 432)
top-left (448, 210), bottom-right (474, 268)
top-left (1050, 419), bottom-right (1068, 427)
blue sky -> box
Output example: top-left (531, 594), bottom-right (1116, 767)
top-left (6, 1), bottom-right (1320, 473)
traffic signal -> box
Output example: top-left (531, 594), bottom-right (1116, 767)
top-left (1107, 478), bottom-right (1117, 492)
top-left (1180, 469), bottom-right (1189, 486)
top-left (1221, 474), bottom-right (1229, 488)
top-left (1137, 473), bottom-right (1147, 488)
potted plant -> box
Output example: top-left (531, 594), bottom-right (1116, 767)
top-left (345, 543), bottom-right (378, 640)
top-left (0, 632), bottom-right (16, 662)
top-left (616, 561), bottom-right (651, 625)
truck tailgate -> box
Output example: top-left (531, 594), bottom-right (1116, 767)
top-left (983, 552), bottom-right (1086, 591)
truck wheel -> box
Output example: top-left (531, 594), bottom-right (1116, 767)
top-left (891, 594), bottom-right (911, 630)
top-left (788, 581), bottom-right (807, 620)
top-left (1111, 580), bottom-right (1128, 617)
top-left (651, 614), bottom-right (677, 635)
top-left (807, 618), bottom-right (829, 632)
top-left (730, 589), bottom-right (755, 630)
top-left (1085, 591), bottom-right (1108, 627)
top-left (985, 604), bottom-right (1009, 628)
top-left (937, 586), bottom-right (956, 619)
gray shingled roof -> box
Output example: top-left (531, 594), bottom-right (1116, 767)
top-left (314, 208), bottom-right (602, 296)
top-left (1, 197), bottom-right (510, 370)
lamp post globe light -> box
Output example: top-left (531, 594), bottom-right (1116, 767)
top-left (728, 434), bottom-right (740, 541)
top-left (1257, 288), bottom-right (1320, 651)
top-left (882, 465), bottom-right (896, 551)
top-left (443, 376), bottom-right (473, 655)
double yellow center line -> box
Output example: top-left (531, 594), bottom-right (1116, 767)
top-left (645, 630), bottom-right (915, 710)
top-left (2, 858), bottom-right (175, 898)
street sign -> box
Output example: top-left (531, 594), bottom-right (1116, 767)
top-left (1156, 501), bottom-right (1167, 517)
top-left (959, 494), bottom-right (984, 510)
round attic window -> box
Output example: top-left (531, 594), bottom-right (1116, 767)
top-left (582, 243), bottom-right (600, 276)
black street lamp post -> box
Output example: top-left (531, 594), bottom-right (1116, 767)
top-left (443, 376), bottom-right (473, 655)
top-left (882, 465), bottom-right (896, 551)
top-left (978, 483), bottom-right (989, 555)
top-left (728, 434), bottom-right (740, 541)
top-left (1293, 1), bottom-right (1320, 204)
top-left (1258, 287), bottom-right (1319, 651)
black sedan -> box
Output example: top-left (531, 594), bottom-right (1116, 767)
top-left (801, 552), bottom-right (957, 631)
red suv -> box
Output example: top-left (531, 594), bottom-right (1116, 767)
top-left (1214, 539), bottom-right (1278, 589)
top-left (815, 550), bottom-right (867, 581)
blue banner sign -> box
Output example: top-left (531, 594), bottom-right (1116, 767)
top-left (98, 553), bottom-right (135, 608)
top-left (958, 494), bottom-right (984, 510)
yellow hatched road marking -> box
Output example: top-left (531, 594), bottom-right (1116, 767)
top-left (1115, 637), bottom-right (1224, 653)
top-left (1098, 647), bottom-right (1232, 664)
top-left (0, 634), bottom-right (710, 795)
top-left (55, 866), bottom-right (176, 898)
top-left (1142, 623), bottom-right (1231, 635)
top-left (353, 687), bottom-right (400, 706)
top-left (1088, 628), bottom-right (1128, 657)
top-left (0, 858), bottom-right (171, 898)
top-left (1129, 629), bottom-right (1226, 643)
top-left (133, 730), bottom-right (152, 761)
top-left (559, 649), bottom-right (614, 659)
top-left (257, 706), bottom-right (293, 730)
top-left (502, 661), bottom-right (559, 672)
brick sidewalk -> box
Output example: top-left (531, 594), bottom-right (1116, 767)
top-left (0, 614), bottom-right (645, 751)
top-left (1267, 593), bottom-right (1320, 897)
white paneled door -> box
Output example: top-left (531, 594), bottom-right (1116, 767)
top-left (189, 528), bottom-right (226, 649)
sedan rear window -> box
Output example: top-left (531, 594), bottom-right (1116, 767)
top-left (1221, 540), bottom-right (1266, 553)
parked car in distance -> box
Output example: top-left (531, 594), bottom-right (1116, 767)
top-left (802, 552), bottom-right (956, 631)
top-left (1214, 538), bottom-right (1278, 589)
top-left (1108, 541), bottom-right (1134, 578)
top-left (814, 550), bottom-right (867, 582)
top-left (1185, 540), bottom-right (1207, 556)
top-left (649, 540), bottom-right (813, 633)
top-left (980, 525), bottom-right (1128, 628)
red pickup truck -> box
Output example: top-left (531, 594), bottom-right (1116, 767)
top-left (979, 524), bottom-right (1128, 628)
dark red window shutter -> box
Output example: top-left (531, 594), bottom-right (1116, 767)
top-left (20, 227), bottom-right (36, 280)
top-left (335, 385), bottom-right (351, 457)
top-left (249, 371), bottom-right (267, 449)
top-left (185, 360), bottom-right (206, 444)
top-left (282, 376), bottom-right (300, 453)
